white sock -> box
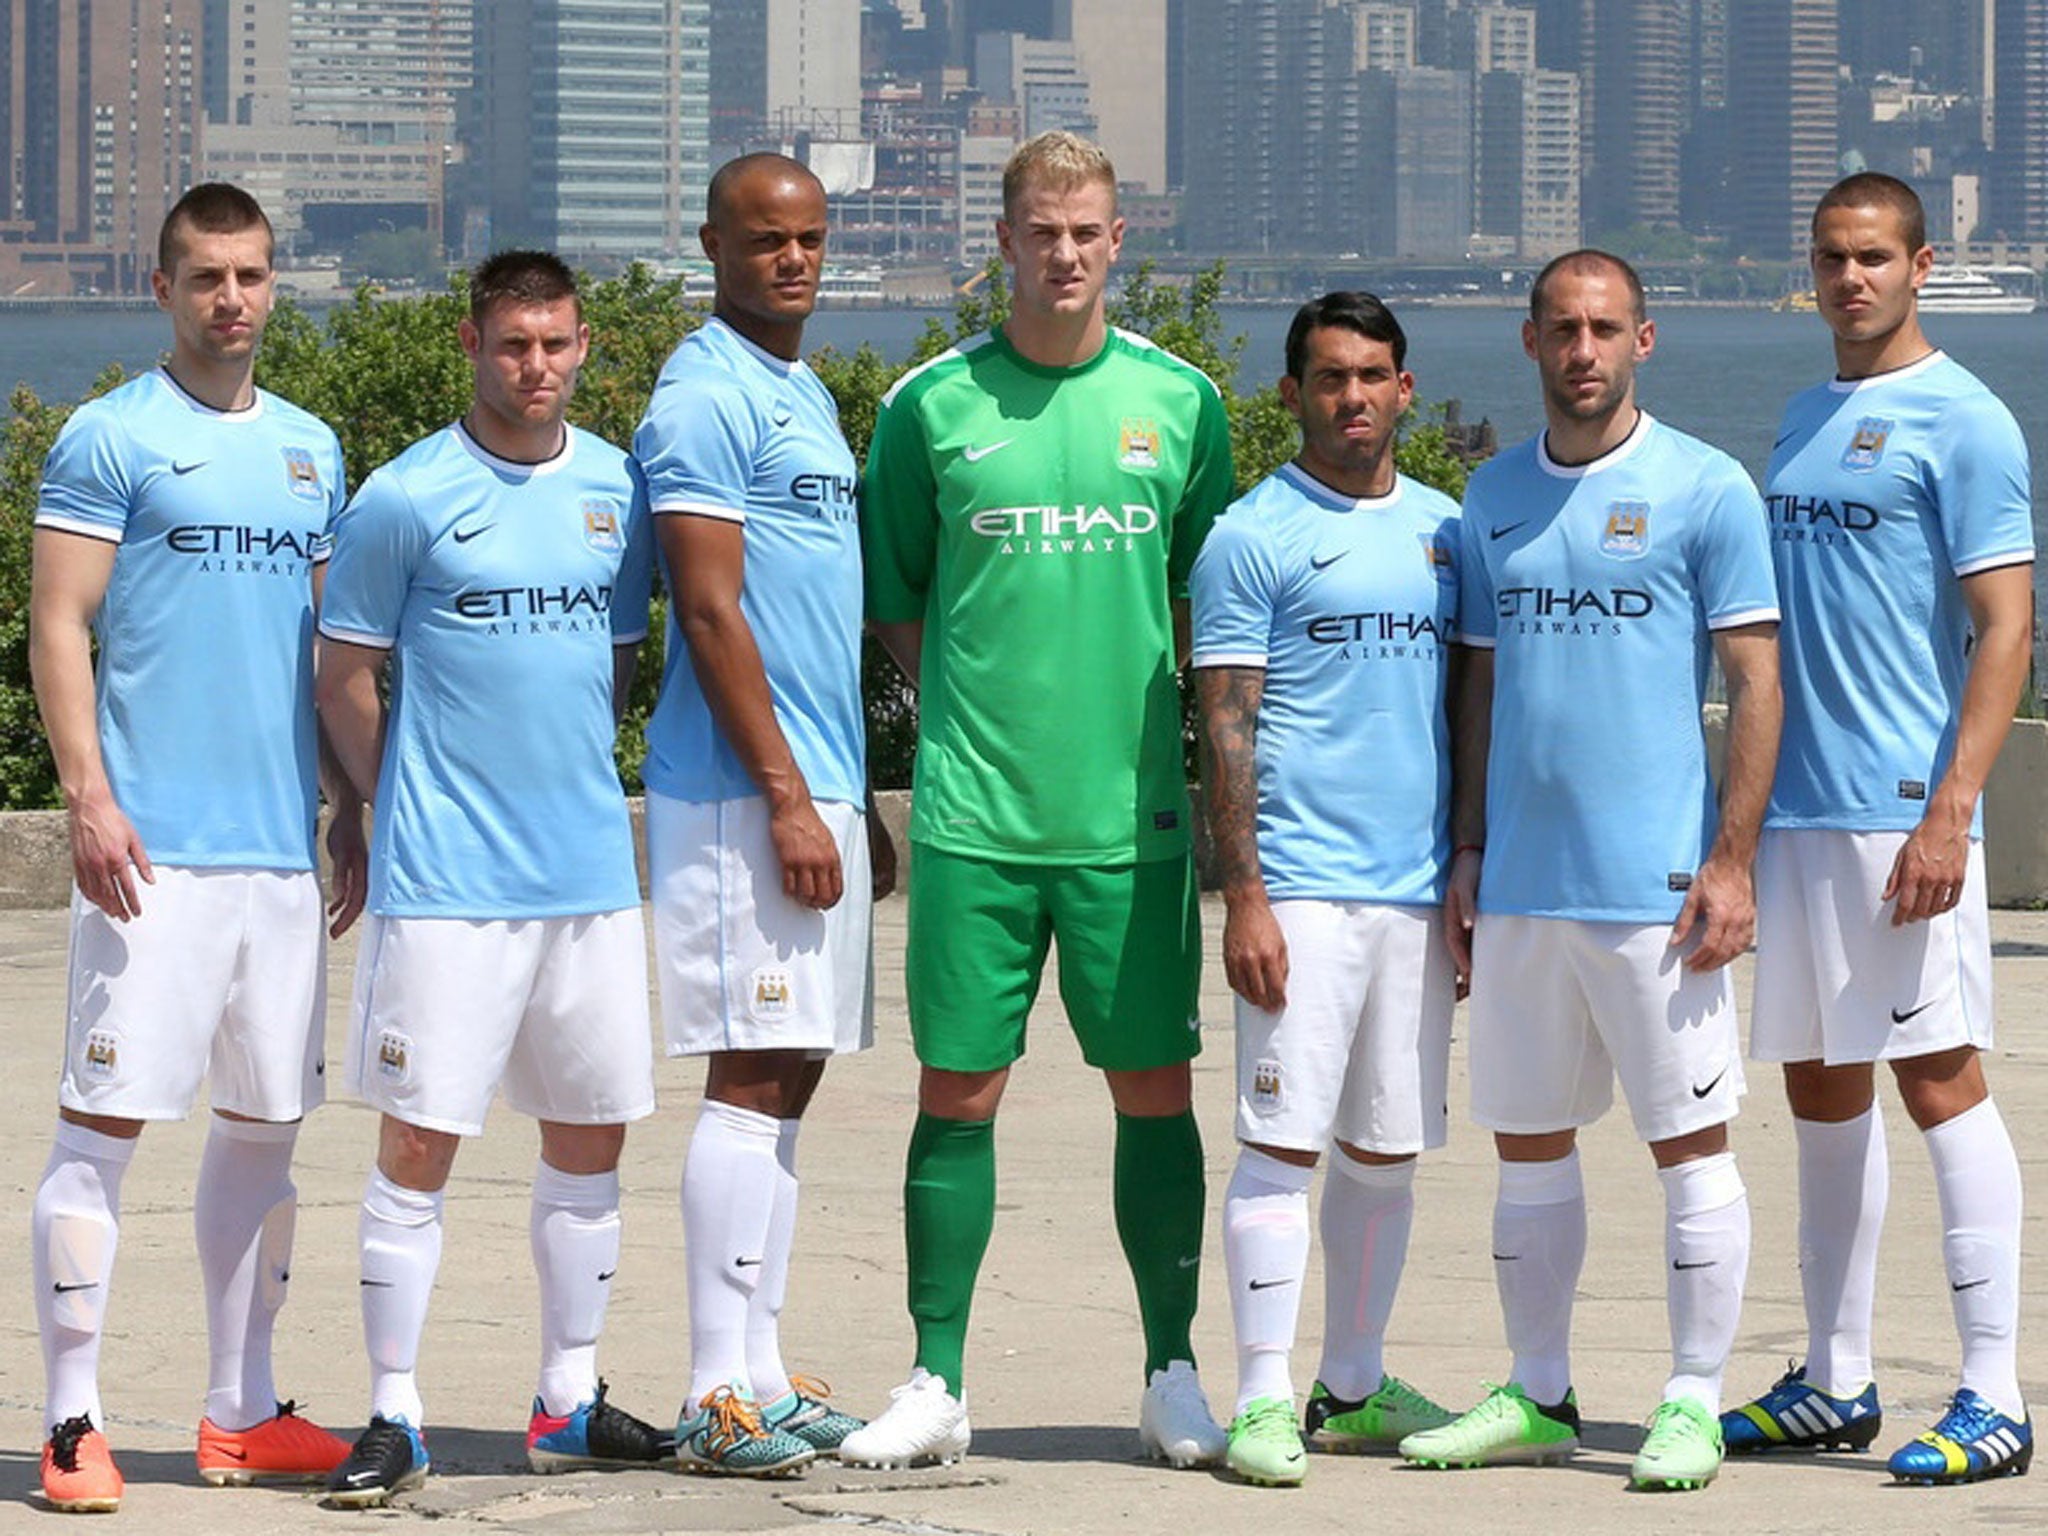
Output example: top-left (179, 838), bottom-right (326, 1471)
top-left (530, 1160), bottom-right (621, 1417)
top-left (1794, 1107), bottom-right (1887, 1398)
top-left (359, 1169), bottom-right (443, 1426)
top-left (746, 1118), bottom-right (802, 1406)
top-left (1926, 1097), bottom-right (2025, 1421)
top-left (1659, 1151), bottom-right (1750, 1414)
top-left (1494, 1152), bottom-right (1585, 1407)
top-left (33, 1121), bottom-right (134, 1432)
top-left (194, 1115), bottom-right (299, 1431)
top-left (1223, 1147), bottom-right (1314, 1414)
top-left (683, 1100), bottom-right (780, 1404)
top-left (1315, 1154), bottom-right (1416, 1401)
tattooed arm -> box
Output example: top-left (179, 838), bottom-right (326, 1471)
top-left (1197, 664), bottom-right (1287, 1011)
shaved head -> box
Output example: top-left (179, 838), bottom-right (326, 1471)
top-left (706, 153), bottom-right (822, 226)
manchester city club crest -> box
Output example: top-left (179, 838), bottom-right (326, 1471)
top-left (581, 499), bottom-right (622, 553)
top-left (1601, 501), bottom-right (1651, 559)
top-left (1420, 531), bottom-right (1456, 582)
top-left (280, 445), bottom-right (325, 502)
top-left (1118, 417), bottom-right (1161, 470)
top-left (1840, 416), bottom-right (1893, 472)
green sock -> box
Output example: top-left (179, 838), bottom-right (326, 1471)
top-left (1113, 1108), bottom-right (1205, 1376)
top-left (904, 1112), bottom-right (996, 1393)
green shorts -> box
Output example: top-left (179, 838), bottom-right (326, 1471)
top-left (905, 846), bottom-right (1203, 1073)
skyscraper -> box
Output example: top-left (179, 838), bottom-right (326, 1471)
top-left (1991, 0), bottom-right (2048, 239)
top-left (1727, 0), bottom-right (1839, 256)
top-left (1580, 0), bottom-right (1686, 233)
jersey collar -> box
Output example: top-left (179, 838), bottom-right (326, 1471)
top-left (153, 366), bottom-right (266, 423)
top-left (1277, 460), bottom-right (1405, 512)
top-left (1828, 348), bottom-right (1945, 394)
top-left (1536, 409), bottom-right (1653, 479)
top-left (452, 418), bottom-right (576, 477)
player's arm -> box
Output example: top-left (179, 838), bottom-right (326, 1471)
top-left (29, 528), bottom-right (153, 920)
top-left (1196, 663), bottom-right (1285, 1010)
top-left (663, 514), bottom-right (842, 911)
top-left (310, 561), bottom-right (368, 938)
top-left (1444, 642), bottom-right (1493, 985)
top-left (314, 639), bottom-right (390, 806)
top-left (1673, 621), bottom-right (1781, 970)
top-left (1887, 561), bottom-right (2033, 926)
top-left (870, 620), bottom-right (923, 689)
top-left (612, 643), bottom-right (639, 724)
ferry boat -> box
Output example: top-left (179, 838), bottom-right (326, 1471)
top-left (1916, 265), bottom-right (2037, 315)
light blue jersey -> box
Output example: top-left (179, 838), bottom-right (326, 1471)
top-left (1191, 463), bottom-right (1459, 904)
top-left (319, 423), bottom-right (654, 919)
top-left (635, 317), bottom-right (865, 807)
top-left (1459, 414), bottom-right (1778, 922)
top-left (35, 369), bottom-right (343, 870)
top-left (1765, 352), bottom-right (2032, 834)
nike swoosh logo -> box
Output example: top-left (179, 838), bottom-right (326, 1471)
top-left (52, 1281), bottom-right (98, 1294)
top-left (1691, 1067), bottom-right (1728, 1099)
top-left (1492, 1253), bottom-right (1519, 1262)
top-left (1177, 1255), bottom-right (1200, 1270)
top-left (215, 1445), bottom-right (250, 1461)
top-left (1673, 1260), bottom-right (1717, 1270)
top-left (962, 439), bottom-right (1015, 462)
top-left (360, 1278), bottom-right (395, 1288)
top-left (1310, 551), bottom-right (1347, 571)
top-left (171, 460), bottom-right (207, 475)
top-left (597, 1268), bottom-right (617, 1282)
top-left (1248, 1278), bottom-right (1294, 1291)
top-left (735, 1257), bottom-right (763, 1268)
top-left (1891, 1000), bottom-right (1937, 1024)
top-left (1489, 521), bottom-right (1528, 541)
top-left (1952, 1276), bottom-right (1991, 1291)
top-left (452, 523), bottom-right (491, 543)
top-left (1773, 432), bottom-right (1795, 448)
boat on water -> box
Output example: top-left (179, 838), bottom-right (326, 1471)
top-left (1916, 265), bottom-right (2038, 315)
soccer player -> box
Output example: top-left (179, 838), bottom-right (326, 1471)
top-left (1190, 292), bottom-right (1459, 1487)
top-left (634, 153), bottom-right (888, 1474)
top-left (1720, 174), bottom-right (2034, 1485)
top-left (1399, 251), bottom-right (1782, 1492)
top-left (27, 183), bottom-right (358, 1513)
top-left (842, 130), bottom-right (1235, 1469)
top-left (314, 251), bottom-right (668, 1506)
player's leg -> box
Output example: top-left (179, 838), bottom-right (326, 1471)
top-left (839, 850), bottom-right (1042, 1470)
top-left (1309, 904), bottom-right (1456, 1451)
top-left (1056, 856), bottom-right (1219, 1467)
top-left (1402, 915), bottom-right (1594, 1471)
top-left (195, 868), bottom-right (349, 1484)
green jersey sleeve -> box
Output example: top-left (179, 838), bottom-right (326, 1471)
top-left (860, 382), bottom-right (938, 624)
top-left (1168, 376), bottom-right (1234, 596)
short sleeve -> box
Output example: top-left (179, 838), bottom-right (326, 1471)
top-left (634, 374), bottom-right (761, 524)
top-left (36, 402), bottom-right (133, 542)
top-left (1189, 510), bottom-right (1279, 669)
top-left (1169, 376), bottom-right (1236, 595)
top-left (1930, 394), bottom-right (2033, 577)
top-left (318, 467), bottom-right (426, 649)
top-left (611, 465), bottom-right (656, 643)
top-left (1690, 458), bottom-right (1780, 630)
top-left (314, 425), bottom-right (347, 562)
top-left (861, 384), bottom-right (940, 623)
top-left (1456, 492), bottom-right (1499, 647)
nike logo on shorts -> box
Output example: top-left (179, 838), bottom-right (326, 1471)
top-left (597, 1268), bottom-right (617, 1282)
top-left (1891, 1000), bottom-right (1937, 1024)
top-left (1691, 1067), bottom-right (1728, 1099)
top-left (1952, 1276), bottom-right (1991, 1292)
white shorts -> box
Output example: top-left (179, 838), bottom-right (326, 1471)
top-left (1468, 914), bottom-right (1745, 1144)
top-left (1751, 828), bottom-right (1993, 1065)
top-left (60, 866), bottom-right (327, 1122)
top-left (647, 791), bottom-right (874, 1058)
top-left (1235, 901), bottom-right (1453, 1155)
top-left (346, 908), bottom-right (656, 1137)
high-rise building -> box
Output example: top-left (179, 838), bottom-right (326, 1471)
top-left (1477, 65), bottom-right (1581, 257)
top-left (1061, 0), bottom-right (1167, 190)
top-left (464, 0), bottom-right (687, 262)
top-left (1454, 2), bottom-right (1539, 73)
top-left (712, 0), bottom-right (864, 141)
top-left (974, 31), bottom-right (1096, 139)
top-left (1580, 0), bottom-right (1686, 232)
top-left (0, 0), bottom-right (202, 295)
top-left (1362, 67), bottom-right (1474, 258)
top-left (1355, 3), bottom-right (1419, 71)
top-left (1991, 0), bottom-right (2048, 239)
top-left (1727, 0), bottom-right (1839, 255)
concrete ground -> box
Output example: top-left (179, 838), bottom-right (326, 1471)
top-left (0, 895), bottom-right (2041, 1534)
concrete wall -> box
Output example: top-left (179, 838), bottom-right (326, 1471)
top-left (7, 719), bottom-right (2048, 909)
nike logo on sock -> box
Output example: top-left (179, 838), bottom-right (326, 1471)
top-left (734, 1257), bottom-right (763, 1268)
top-left (1673, 1260), bottom-right (1717, 1271)
top-left (1248, 1278), bottom-right (1295, 1291)
top-left (51, 1281), bottom-right (98, 1294)
top-left (597, 1268), bottom-right (617, 1282)
top-left (1952, 1276), bottom-right (1991, 1291)
top-left (1177, 1256), bottom-right (1200, 1270)
top-left (360, 1278), bottom-right (395, 1288)
top-left (1492, 1253), bottom-right (1520, 1262)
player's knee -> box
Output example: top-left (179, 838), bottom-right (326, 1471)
top-left (538, 1119), bottom-right (627, 1176)
top-left (1104, 1062), bottom-right (1191, 1117)
top-left (377, 1117), bottom-right (460, 1190)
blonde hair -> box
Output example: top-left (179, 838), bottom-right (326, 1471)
top-left (1001, 131), bottom-right (1117, 220)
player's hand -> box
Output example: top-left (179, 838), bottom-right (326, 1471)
top-left (325, 804), bottom-right (369, 938)
top-left (771, 798), bottom-right (844, 910)
top-left (1670, 854), bottom-right (1754, 972)
top-left (1222, 891), bottom-right (1289, 1012)
top-left (1444, 846), bottom-right (1482, 995)
top-left (1884, 808), bottom-right (1969, 926)
top-left (868, 804), bottom-right (898, 901)
top-left (67, 787), bottom-right (153, 921)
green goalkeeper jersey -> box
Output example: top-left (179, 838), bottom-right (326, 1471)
top-left (863, 325), bottom-right (1235, 865)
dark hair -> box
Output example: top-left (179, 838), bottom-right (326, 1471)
top-left (1812, 171), bottom-right (1927, 253)
top-left (1529, 248), bottom-right (1645, 325)
top-left (706, 152), bottom-right (822, 223)
top-left (468, 249), bottom-right (580, 323)
top-left (157, 183), bottom-right (273, 275)
top-left (1284, 291), bottom-right (1408, 378)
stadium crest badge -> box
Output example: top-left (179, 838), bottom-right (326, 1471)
top-left (1118, 417), bottom-right (1161, 471)
top-left (1252, 1057), bottom-right (1283, 1109)
top-left (377, 1030), bottom-right (411, 1083)
top-left (1601, 501), bottom-right (1651, 560)
top-left (582, 500), bottom-right (622, 553)
top-left (280, 446), bottom-right (325, 502)
top-left (83, 1030), bottom-right (119, 1081)
top-left (1840, 416), bottom-right (1893, 472)
top-left (750, 967), bottom-right (795, 1023)
top-left (1420, 532), bottom-right (1456, 582)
